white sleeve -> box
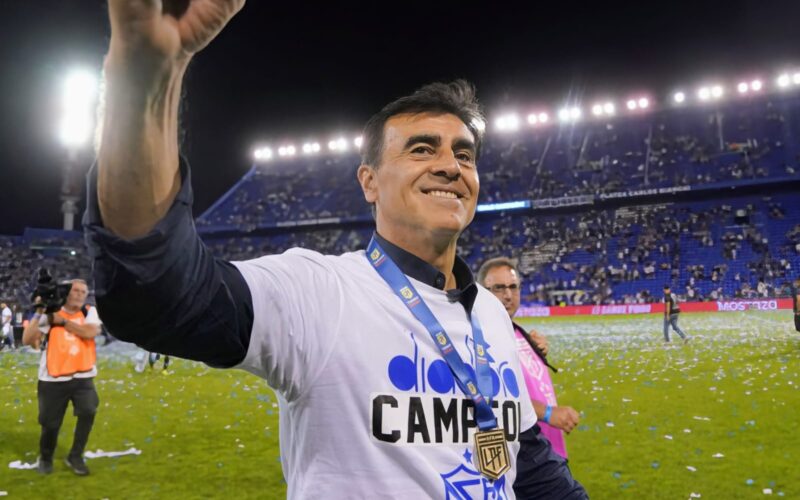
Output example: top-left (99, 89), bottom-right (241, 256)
top-left (38, 314), bottom-right (50, 334)
top-left (84, 307), bottom-right (102, 325)
top-left (233, 249), bottom-right (345, 402)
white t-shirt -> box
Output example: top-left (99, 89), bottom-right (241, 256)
top-left (37, 306), bottom-right (102, 382)
top-left (235, 249), bottom-right (537, 499)
top-left (1, 306), bottom-right (11, 336)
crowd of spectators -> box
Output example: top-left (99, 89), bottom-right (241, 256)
top-left (197, 96), bottom-right (800, 230)
top-left (4, 97), bottom-right (800, 310)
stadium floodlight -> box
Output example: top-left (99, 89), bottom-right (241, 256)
top-left (328, 140), bottom-right (338, 151)
top-left (626, 99), bottom-right (637, 110)
top-left (777, 73), bottom-right (790, 88)
top-left (793, 73), bottom-right (800, 85)
top-left (302, 142), bottom-right (321, 154)
top-left (637, 97), bottom-right (649, 109)
top-left (538, 112), bottom-right (549, 123)
top-left (58, 68), bottom-right (99, 148)
top-left (557, 107), bottom-right (581, 123)
top-left (737, 82), bottom-right (749, 94)
top-left (286, 145), bottom-right (296, 156)
top-left (527, 113), bottom-right (539, 125)
top-left (302, 143), bottom-right (313, 154)
top-left (335, 137), bottom-right (348, 151)
top-left (354, 136), bottom-right (363, 148)
top-left (673, 91), bottom-right (686, 103)
top-left (711, 85), bottom-right (724, 98)
top-left (603, 102), bottom-right (615, 115)
top-left (697, 87), bottom-right (711, 101)
top-left (591, 104), bottom-right (603, 116)
top-left (253, 147), bottom-right (273, 161)
top-left (495, 114), bottom-right (520, 132)
top-left (750, 80), bottom-right (762, 91)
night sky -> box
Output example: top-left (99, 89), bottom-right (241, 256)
top-left (2, 0), bottom-right (800, 235)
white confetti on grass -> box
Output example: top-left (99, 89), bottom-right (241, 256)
top-left (7, 460), bottom-right (37, 470)
top-left (606, 422), bottom-right (615, 427)
top-left (665, 435), bottom-right (673, 440)
top-left (686, 465), bottom-right (697, 472)
top-left (763, 489), bottom-right (773, 495)
top-left (689, 493), bottom-right (702, 498)
top-left (693, 416), bottom-right (712, 421)
top-left (712, 453), bottom-right (725, 458)
top-left (84, 447), bottom-right (142, 459)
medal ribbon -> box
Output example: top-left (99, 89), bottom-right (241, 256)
top-left (366, 237), bottom-right (498, 431)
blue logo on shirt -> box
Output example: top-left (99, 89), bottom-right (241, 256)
top-left (387, 332), bottom-right (520, 398)
top-left (441, 448), bottom-right (509, 499)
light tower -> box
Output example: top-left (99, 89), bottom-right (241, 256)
top-left (57, 68), bottom-right (98, 231)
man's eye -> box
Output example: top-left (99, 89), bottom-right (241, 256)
top-left (456, 152), bottom-right (474, 162)
top-left (411, 146), bottom-right (433, 154)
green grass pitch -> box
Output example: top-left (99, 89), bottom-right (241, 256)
top-left (2, 311), bottom-right (798, 499)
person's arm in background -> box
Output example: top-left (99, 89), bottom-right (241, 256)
top-left (50, 313), bottom-right (101, 340)
top-left (531, 400), bottom-right (580, 434)
top-left (22, 310), bottom-right (45, 349)
top-left (87, 1), bottom-right (251, 367)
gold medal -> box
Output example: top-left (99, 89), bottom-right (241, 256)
top-left (473, 428), bottom-right (510, 480)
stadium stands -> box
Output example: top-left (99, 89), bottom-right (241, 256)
top-left (3, 93), bottom-right (799, 307)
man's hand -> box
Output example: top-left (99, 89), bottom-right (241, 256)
top-left (108, 0), bottom-right (245, 70)
top-left (548, 406), bottom-right (580, 434)
top-left (100, 0), bottom-right (246, 240)
top-left (51, 313), bottom-right (68, 327)
top-left (529, 329), bottom-right (549, 356)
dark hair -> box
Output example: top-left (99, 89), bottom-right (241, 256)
top-left (663, 284), bottom-right (671, 290)
top-left (477, 257), bottom-right (519, 287)
top-left (361, 80), bottom-right (485, 168)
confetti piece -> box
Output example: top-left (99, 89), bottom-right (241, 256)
top-left (606, 422), bottom-right (615, 427)
top-left (712, 453), bottom-right (724, 458)
top-left (85, 448), bottom-right (142, 459)
top-left (687, 466), bottom-right (697, 472)
top-left (7, 460), bottom-right (38, 470)
top-left (665, 435), bottom-right (673, 440)
top-left (689, 493), bottom-right (701, 498)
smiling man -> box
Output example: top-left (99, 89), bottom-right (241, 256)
top-left (87, 1), bottom-right (586, 498)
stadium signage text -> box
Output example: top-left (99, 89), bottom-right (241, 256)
top-left (715, 300), bottom-right (778, 312)
top-left (515, 298), bottom-right (792, 317)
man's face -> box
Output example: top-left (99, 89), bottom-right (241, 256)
top-left (66, 281), bottom-right (88, 309)
top-left (358, 113), bottom-right (479, 240)
top-left (483, 265), bottom-right (521, 318)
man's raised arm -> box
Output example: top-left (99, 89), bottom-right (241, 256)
top-left (99, 0), bottom-right (244, 238)
top-left (87, 1), bottom-right (251, 367)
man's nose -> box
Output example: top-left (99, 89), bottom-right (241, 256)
top-left (431, 153), bottom-right (461, 181)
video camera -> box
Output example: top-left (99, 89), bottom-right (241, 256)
top-left (30, 268), bottom-right (73, 314)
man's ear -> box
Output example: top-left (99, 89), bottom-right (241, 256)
top-left (357, 164), bottom-right (378, 204)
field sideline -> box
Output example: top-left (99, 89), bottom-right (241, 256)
top-left (1, 311), bottom-right (798, 499)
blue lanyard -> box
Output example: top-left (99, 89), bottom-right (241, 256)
top-left (366, 237), bottom-right (498, 431)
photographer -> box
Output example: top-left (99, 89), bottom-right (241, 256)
top-left (22, 279), bottom-right (102, 476)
